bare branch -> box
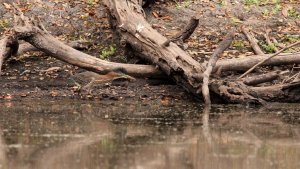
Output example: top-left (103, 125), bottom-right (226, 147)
top-left (242, 26), bottom-right (264, 55)
top-left (202, 29), bottom-right (235, 104)
top-left (238, 41), bottom-right (300, 79)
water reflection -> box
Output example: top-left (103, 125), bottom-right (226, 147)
top-left (0, 100), bottom-right (299, 169)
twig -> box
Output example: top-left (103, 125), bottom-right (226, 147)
top-left (242, 26), bottom-right (264, 55)
top-left (238, 40), bottom-right (300, 79)
top-left (201, 29), bottom-right (235, 104)
top-left (263, 30), bottom-right (279, 52)
top-left (271, 37), bottom-right (285, 48)
top-left (242, 71), bottom-right (279, 86)
top-left (162, 16), bottom-right (199, 47)
top-left (282, 72), bottom-right (300, 84)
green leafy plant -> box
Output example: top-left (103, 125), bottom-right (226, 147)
top-left (262, 9), bottom-right (270, 17)
top-left (244, 0), bottom-right (260, 5)
top-left (271, 4), bottom-right (282, 14)
top-left (261, 43), bottom-right (277, 53)
top-left (244, 0), bottom-right (269, 6)
top-left (100, 45), bottom-right (116, 59)
top-left (287, 9), bottom-right (300, 18)
top-left (0, 19), bottom-right (10, 29)
top-left (283, 35), bottom-right (300, 43)
top-left (175, 0), bottom-right (191, 9)
top-left (231, 17), bottom-right (242, 25)
top-left (232, 40), bottom-right (245, 49)
top-left (87, 0), bottom-right (94, 6)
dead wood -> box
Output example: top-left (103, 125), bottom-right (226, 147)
top-left (242, 71), bottom-right (279, 86)
top-left (242, 26), bottom-right (264, 55)
top-left (15, 29), bottom-right (163, 77)
top-left (104, 0), bottom-right (204, 96)
top-left (215, 52), bottom-right (300, 72)
top-left (0, 36), bottom-right (9, 74)
top-left (3, 3), bottom-right (163, 78)
top-left (271, 37), bottom-right (285, 48)
top-left (263, 31), bottom-right (279, 52)
top-left (251, 82), bottom-right (300, 102)
top-left (103, 0), bottom-right (300, 104)
top-left (162, 16), bottom-right (199, 47)
top-left (239, 40), bottom-right (300, 79)
top-left (0, 35), bottom-right (18, 74)
top-left (17, 40), bottom-right (92, 56)
top-left (202, 29), bottom-right (235, 104)
top-left (3, 2), bottom-right (300, 104)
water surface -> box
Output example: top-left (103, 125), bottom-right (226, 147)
top-left (0, 100), bottom-right (299, 169)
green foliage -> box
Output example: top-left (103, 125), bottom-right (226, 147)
top-left (283, 35), bottom-right (300, 43)
top-left (87, 0), bottom-right (94, 6)
top-left (175, 0), bottom-right (191, 9)
top-left (262, 9), bottom-right (270, 17)
top-left (243, 0), bottom-right (278, 6)
top-left (100, 45), bottom-right (116, 59)
top-left (231, 17), bottom-right (242, 25)
top-left (0, 19), bottom-right (10, 29)
top-left (232, 40), bottom-right (245, 49)
top-left (261, 43), bottom-right (277, 53)
top-left (244, 0), bottom-right (261, 5)
top-left (219, 0), bottom-right (227, 6)
top-left (271, 4), bottom-right (282, 14)
top-left (287, 9), bottom-right (300, 19)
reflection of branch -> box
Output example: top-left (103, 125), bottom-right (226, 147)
top-left (34, 132), bottom-right (113, 169)
top-left (202, 106), bottom-right (212, 145)
top-left (0, 131), bottom-right (7, 168)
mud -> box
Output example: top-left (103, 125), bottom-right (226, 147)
top-left (0, 0), bottom-right (299, 101)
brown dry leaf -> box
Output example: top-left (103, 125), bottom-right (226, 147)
top-left (160, 16), bottom-right (172, 20)
top-left (152, 24), bottom-right (165, 29)
top-left (50, 91), bottom-right (58, 97)
top-left (282, 5), bottom-right (292, 18)
top-left (3, 3), bottom-right (11, 9)
top-left (152, 11), bottom-right (159, 18)
top-left (4, 94), bottom-right (12, 100)
top-left (164, 32), bottom-right (175, 36)
top-left (20, 93), bottom-right (27, 97)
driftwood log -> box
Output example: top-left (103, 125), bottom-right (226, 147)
top-left (103, 0), bottom-right (300, 103)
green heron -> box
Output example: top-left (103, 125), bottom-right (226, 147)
top-left (71, 68), bottom-right (136, 94)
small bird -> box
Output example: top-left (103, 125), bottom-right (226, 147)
top-left (71, 68), bottom-right (136, 94)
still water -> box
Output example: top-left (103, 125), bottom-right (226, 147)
top-left (0, 100), bottom-right (299, 169)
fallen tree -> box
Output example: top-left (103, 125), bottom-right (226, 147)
top-left (1, 1), bottom-right (300, 104)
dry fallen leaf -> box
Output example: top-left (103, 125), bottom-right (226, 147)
top-left (4, 94), bottom-right (12, 100)
top-left (3, 3), bottom-right (11, 10)
top-left (50, 91), bottom-right (58, 97)
top-left (282, 5), bottom-right (292, 18)
top-left (152, 11), bottom-right (159, 18)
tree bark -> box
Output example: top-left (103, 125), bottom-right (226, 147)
top-left (12, 25), bottom-right (163, 78)
top-left (215, 53), bottom-right (300, 72)
top-left (103, 0), bottom-right (205, 96)
top-left (202, 29), bottom-right (235, 104)
top-left (0, 36), bottom-right (9, 74)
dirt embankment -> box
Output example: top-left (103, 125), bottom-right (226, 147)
top-left (0, 0), bottom-right (299, 102)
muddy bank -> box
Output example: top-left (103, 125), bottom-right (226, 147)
top-left (0, 0), bottom-right (299, 102)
